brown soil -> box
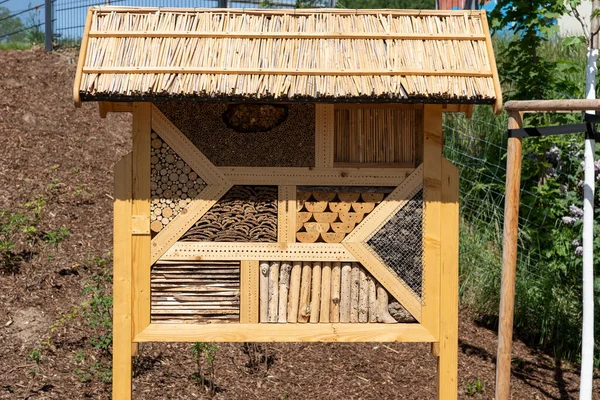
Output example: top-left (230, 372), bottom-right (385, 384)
top-left (0, 48), bottom-right (598, 400)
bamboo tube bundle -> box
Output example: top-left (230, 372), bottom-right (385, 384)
top-left (79, 9), bottom-right (497, 103)
top-left (295, 188), bottom-right (389, 243)
top-left (333, 108), bottom-right (422, 166)
top-left (150, 131), bottom-right (207, 235)
top-left (151, 260), bottom-right (240, 323)
top-left (259, 260), bottom-right (410, 323)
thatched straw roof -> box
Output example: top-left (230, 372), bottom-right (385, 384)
top-left (74, 7), bottom-right (502, 110)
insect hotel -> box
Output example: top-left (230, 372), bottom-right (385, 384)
top-left (73, 6), bottom-right (501, 399)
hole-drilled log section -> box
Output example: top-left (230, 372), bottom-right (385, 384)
top-left (156, 102), bottom-right (315, 167)
top-left (295, 187), bottom-right (390, 243)
top-left (181, 186), bottom-right (278, 242)
top-left (150, 131), bottom-right (207, 236)
top-left (259, 261), bottom-right (414, 323)
top-left (150, 261), bottom-right (240, 323)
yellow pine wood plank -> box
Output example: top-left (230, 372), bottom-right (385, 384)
top-left (132, 103), bottom-right (152, 339)
top-left (160, 242), bottom-right (358, 262)
top-left (479, 10), bottom-right (503, 114)
top-left (73, 9), bottom-right (93, 107)
top-left (421, 105), bottom-right (443, 341)
top-left (84, 66), bottom-right (494, 77)
top-left (277, 186), bottom-right (297, 244)
top-left (219, 167), bottom-right (412, 186)
top-left (134, 323), bottom-right (436, 343)
top-left (113, 152), bottom-right (133, 400)
top-left (437, 158), bottom-right (460, 399)
top-left (89, 31), bottom-right (488, 40)
top-left (240, 260), bottom-right (259, 324)
top-left (315, 104), bottom-right (335, 168)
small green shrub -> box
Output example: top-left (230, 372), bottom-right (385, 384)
top-left (28, 348), bottom-right (44, 365)
top-left (43, 227), bottom-right (70, 246)
top-left (465, 378), bottom-right (485, 396)
top-left (82, 268), bottom-right (113, 353)
top-left (191, 342), bottom-right (219, 395)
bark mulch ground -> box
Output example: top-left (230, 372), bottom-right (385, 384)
top-left (0, 48), bottom-right (598, 400)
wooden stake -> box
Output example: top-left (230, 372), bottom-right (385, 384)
top-left (259, 261), bottom-right (269, 323)
top-left (268, 262), bottom-right (280, 323)
top-left (320, 262), bottom-right (332, 323)
top-left (278, 262), bottom-right (292, 323)
top-left (340, 262), bottom-right (352, 323)
top-left (376, 285), bottom-right (397, 324)
top-left (495, 112), bottom-right (523, 400)
top-left (368, 276), bottom-right (377, 323)
top-left (287, 262), bottom-right (302, 323)
top-left (350, 263), bottom-right (360, 323)
top-left (358, 268), bottom-right (369, 323)
top-left (309, 262), bottom-right (322, 323)
top-left (330, 262), bottom-right (341, 322)
top-left (298, 262), bottom-right (312, 323)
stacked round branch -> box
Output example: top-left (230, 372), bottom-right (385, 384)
top-left (150, 132), bottom-right (207, 235)
top-left (151, 261), bottom-right (240, 324)
top-left (181, 186), bottom-right (278, 242)
top-left (296, 189), bottom-right (387, 243)
top-left (259, 261), bottom-right (415, 324)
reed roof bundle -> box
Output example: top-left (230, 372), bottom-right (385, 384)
top-left (74, 7), bottom-right (501, 106)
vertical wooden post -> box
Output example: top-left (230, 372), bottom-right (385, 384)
top-left (132, 103), bottom-right (152, 340)
top-left (315, 104), bottom-right (335, 168)
top-left (495, 112), bottom-right (523, 400)
top-left (240, 260), bottom-right (259, 323)
top-left (437, 158), bottom-right (460, 400)
top-left (422, 105), bottom-right (443, 339)
top-left (113, 153), bottom-right (133, 400)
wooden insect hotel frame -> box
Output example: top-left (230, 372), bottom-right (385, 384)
top-left (73, 6), bottom-right (501, 399)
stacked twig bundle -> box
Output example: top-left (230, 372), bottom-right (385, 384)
top-left (150, 131), bottom-right (207, 234)
top-left (151, 261), bottom-right (240, 323)
top-left (259, 261), bottom-right (409, 323)
top-left (296, 188), bottom-right (388, 243)
top-left (79, 8), bottom-right (496, 102)
top-left (181, 186), bottom-right (278, 242)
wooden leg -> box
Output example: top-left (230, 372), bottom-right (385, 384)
top-left (113, 153), bottom-right (134, 400)
top-left (437, 158), bottom-right (460, 400)
top-left (496, 115), bottom-right (524, 400)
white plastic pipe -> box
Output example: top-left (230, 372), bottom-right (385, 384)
top-left (580, 47), bottom-right (597, 400)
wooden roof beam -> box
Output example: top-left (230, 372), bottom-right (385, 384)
top-left (98, 102), bottom-right (134, 118)
top-left (505, 99), bottom-right (600, 113)
top-left (87, 31), bottom-right (488, 40)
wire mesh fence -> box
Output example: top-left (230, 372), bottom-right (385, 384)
top-left (1, 0), bottom-right (446, 49)
top-left (0, 1), bottom-right (46, 46)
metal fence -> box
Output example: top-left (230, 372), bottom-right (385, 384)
top-left (0, 0), bottom-right (482, 50)
top-left (51, 0), bottom-right (322, 48)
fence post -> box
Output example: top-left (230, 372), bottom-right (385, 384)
top-left (44, 0), bottom-right (52, 51)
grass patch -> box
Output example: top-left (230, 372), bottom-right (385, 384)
top-left (0, 42), bottom-right (35, 51)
